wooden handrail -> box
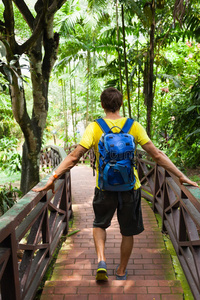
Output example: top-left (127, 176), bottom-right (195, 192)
top-left (0, 146), bottom-right (72, 300)
top-left (64, 144), bottom-right (200, 300)
top-left (0, 145), bottom-right (199, 300)
top-left (136, 148), bottom-right (200, 300)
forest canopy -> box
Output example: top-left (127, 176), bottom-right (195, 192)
top-left (0, 0), bottom-right (200, 193)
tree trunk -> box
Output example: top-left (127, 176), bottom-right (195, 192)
top-left (86, 50), bottom-right (90, 126)
top-left (73, 61), bottom-right (77, 143)
top-left (116, 1), bottom-right (125, 117)
top-left (121, 4), bottom-right (131, 118)
top-left (0, 1), bottom-right (64, 194)
top-left (62, 79), bottom-right (68, 148)
top-left (143, 53), bottom-right (149, 106)
top-left (69, 62), bottom-right (76, 143)
top-left (137, 41), bottom-right (140, 121)
top-left (146, 0), bottom-right (155, 138)
top-left (93, 50), bottom-right (97, 115)
top-left (20, 18), bottom-right (59, 194)
top-left (9, 72), bottom-right (41, 194)
top-left (21, 142), bottom-right (40, 194)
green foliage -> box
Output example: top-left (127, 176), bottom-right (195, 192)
top-left (0, 90), bottom-right (21, 140)
top-left (153, 80), bottom-right (200, 169)
top-left (0, 171), bottom-right (21, 185)
top-left (181, 1), bottom-right (200, 42)
top-left (188, 174), bottom-right (200, 183)
top-left (0, 40), bottom-right (26, 89)
top-left (87, 0), bottom-right (107, 11)
top-left (0, 184), bottom-right (21, 215)
top-left (1, 0), bottom-right (199, 175)
top-left (12, 2), bottom-right (32, 40)
top-left (0, 137), bottom-right (22, 174)
top-left (149, 35), bottom-right (200, 168)
top-left (122, 0), bottom-right (149, 29)
top-left (0, 109), bottom-right (14, 137)
top-left (52, 0), bottom-right (200, 169)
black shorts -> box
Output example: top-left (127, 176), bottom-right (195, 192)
top-left (93, 187), bottom-right (144, 236)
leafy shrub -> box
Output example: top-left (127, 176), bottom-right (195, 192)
top-left (0, 184), bottom-right (22, 215)
top-left (0, 136), bottom-right (22, 174)
top-left (153, 77), bottom-right (200, 169)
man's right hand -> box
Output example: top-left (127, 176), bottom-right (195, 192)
top-left (179, 175), bottom-right (199, 188)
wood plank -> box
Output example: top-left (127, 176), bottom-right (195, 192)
top-left (16, 202), bottom-right (45, 241)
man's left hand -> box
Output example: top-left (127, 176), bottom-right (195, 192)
top-left (32, 177), bottom-right (55, 193)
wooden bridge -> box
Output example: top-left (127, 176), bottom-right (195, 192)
top-left (0, 145), bottom-right (200, 300)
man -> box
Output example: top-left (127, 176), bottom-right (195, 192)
top-left (33, 87), bottom-right (198, 281)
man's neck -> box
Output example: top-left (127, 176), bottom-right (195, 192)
top-left (104, 110), bottom-right (122, 120)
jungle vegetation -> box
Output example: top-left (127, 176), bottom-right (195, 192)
top-left (0, 0), bottom-right (200, 195)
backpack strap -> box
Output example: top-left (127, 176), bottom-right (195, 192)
top-left (95, 118), bottom-right (111, 133)
top-left (121, 118), bottom-right (134, 133)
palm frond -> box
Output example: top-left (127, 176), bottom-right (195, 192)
top-left (119, 0), bottom-right (149, 28)
top-left (59, 10), bottom-right (83, 35)
top-left (157, 73), bottom-right (181, 88)
top-left (94, 58), bottom-right (120, 78)
top-left (104, 78), bottom-right (119, 89)
top-left (87, 0), bottom-right (108, 11)
top-left (182, 13), bottom-right (200, 41)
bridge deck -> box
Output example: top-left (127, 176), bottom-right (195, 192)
top-left (40, 165), bottom-right (184, 300)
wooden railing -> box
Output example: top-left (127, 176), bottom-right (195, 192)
top-left (0, 146), bottom-right (72, 300)
top-left (0, 145), bottom-right (199, 300)
top-left (58, 144), bottom-right (200, 299)
top-left (40, 145), bottom-right (67, 173)
top-left (65, 144), bottom-right (200, 300)
top-left (137, 148), bottom-right (200, 300)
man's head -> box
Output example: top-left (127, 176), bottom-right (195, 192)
top-left (100, 87), bottom-right (123, 113)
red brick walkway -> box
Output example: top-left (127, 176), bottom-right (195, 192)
top-left (41, 165), bottom-right (184, 300)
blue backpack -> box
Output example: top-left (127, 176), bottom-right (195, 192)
top-left (95, 118), bottom-right (136, 192)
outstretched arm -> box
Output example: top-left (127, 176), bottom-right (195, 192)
top-left (32, 145), bottom-right (88, 193)
top-left (142, 141), bottom-right (199, 187)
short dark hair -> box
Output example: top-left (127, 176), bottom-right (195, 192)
top-left (100, 87), bottom-right (123, 113)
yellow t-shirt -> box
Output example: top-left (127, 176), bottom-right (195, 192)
top-left (79, 117), bottom-right (150, 190)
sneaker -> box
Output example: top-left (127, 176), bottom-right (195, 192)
top-left (116, 265), bottom-right (128, 280)
top-left (96, 260), bottom-right (108, 281)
